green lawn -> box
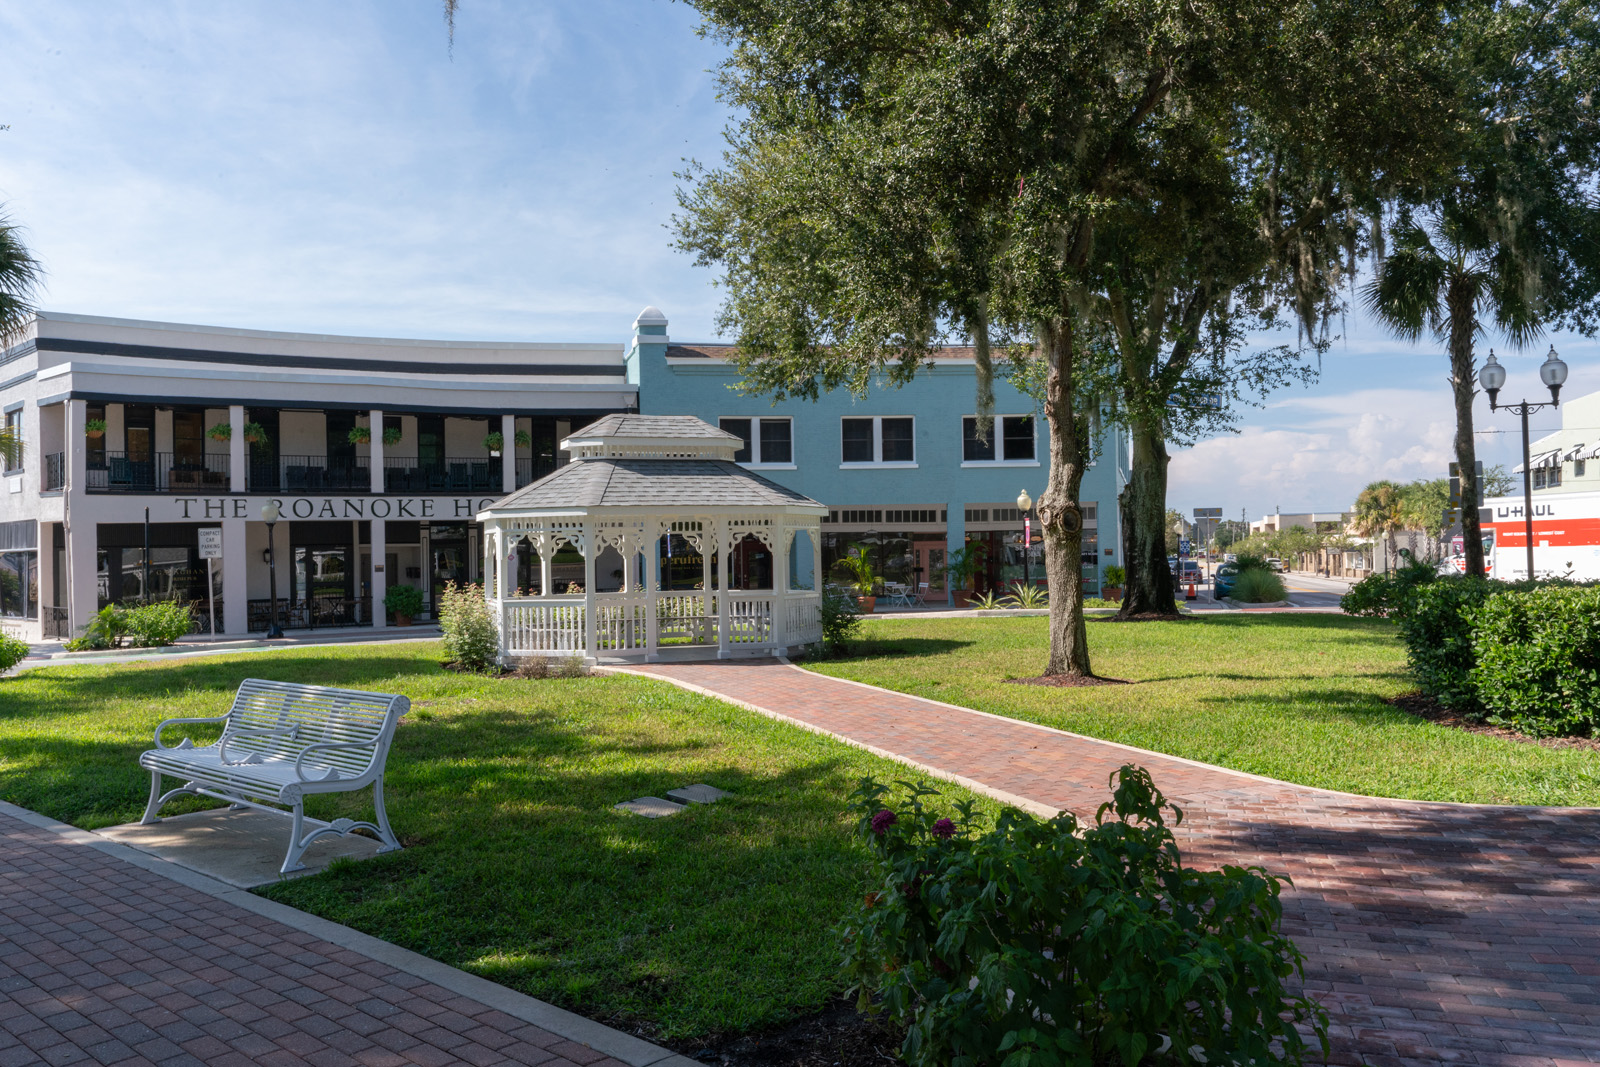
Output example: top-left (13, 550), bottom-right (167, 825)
top-left (809, 614), bottom-right (1600, 807)
top-left (0, 644), bottom-right (991, 1040)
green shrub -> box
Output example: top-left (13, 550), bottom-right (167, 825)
top-left (1340, 556), bottom-right (1438, 617)
top-left (0, 632), bottom-right (28, 673)
top-left (124, 601), bottom-right (194, 647)
top-left (1102, 564), bottom-right (1126, 587)
top-left (1002, 582), bottom-right (1049, 608)
top-left (1393, 576), bottom-right (1508, 715)
top-left (437, 581), bottom-right (500, 671)
top-left (1471, 586), bottom-right (1600, 736)
top-left (384, 584), bottom-right (425, 618)
top-left (66, 605), bottom-right (131, 651)
top-left (1230, 567), bottom-right (1287, 603)
top-left (819, 591), bottom-right (862, 655)
top-left (841, 769), bottom-right (1327, 1067)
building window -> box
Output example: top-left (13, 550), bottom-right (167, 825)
top-left (963, 415), bottom-right (1036, 463)
top-left (1577, 459), bottom-right (1587, 478)
top-left (1534, 467), bottom-right (1562, 489)
top-left (719, 416), bottom-right (793, 465)
top-left (841, 416), bottom-right (915, 465)
top-left (2, 409), bottom-right (19, 472)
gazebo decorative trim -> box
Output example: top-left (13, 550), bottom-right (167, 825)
top-left (476, 415), bottom-right (828, 664)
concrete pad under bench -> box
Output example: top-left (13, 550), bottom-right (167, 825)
top-left (95, 807), bottom-right (388, 888)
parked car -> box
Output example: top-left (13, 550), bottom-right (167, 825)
top-left (1265, 557), bottom-right (1286, 573)
top-left (1214, 563), bottom-right (1239, 599)
top-left (1223, 553), bottom-right (1237, 563)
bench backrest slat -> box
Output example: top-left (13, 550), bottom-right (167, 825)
top-left (223, 679), bottom-right (407, 778)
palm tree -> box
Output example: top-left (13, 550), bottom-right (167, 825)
top-left (0, 207), bottom-right (43, 470)
top-left (1351, 480), bottom-right (1407, 571)
top-left (1361, 218), bottom-right (1539, 578)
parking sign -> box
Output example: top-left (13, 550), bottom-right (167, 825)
top-left (198, 527), bottom-right (222, 560)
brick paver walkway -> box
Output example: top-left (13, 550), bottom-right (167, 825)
top-left (0, 812), bottom-right (640, 1067)
top-left (626, 659), bottom-right (1600, 1067)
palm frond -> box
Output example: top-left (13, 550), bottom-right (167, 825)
top-left (1361, 238), bottom-right (1448, 342)
top-left (0, 207), bottom-right (44, 347)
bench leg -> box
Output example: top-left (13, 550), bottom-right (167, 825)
top-left (140, 771), bottom-right (164, 824)
top-left (282, 802), bottom-right (313, 875)
top-left (371, 776), bottom-right (401, 853)
top-left (279, 779), bottom-right (402, 875)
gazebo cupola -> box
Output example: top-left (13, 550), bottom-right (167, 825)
top-left (476, 415), bottom-right (827, 664)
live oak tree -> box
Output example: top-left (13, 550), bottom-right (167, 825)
top-left (1362, 0), bottom-right (1600, 580)
top-left (678, 0), bottom-right (1468, 675)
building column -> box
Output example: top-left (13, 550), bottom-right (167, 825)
top-left (501, 414), bottom-right (516, 493)
top-left (67, 400), bottom-right (87, 494)
top-left (582, 521), bottom-right (597, 661)
top-left (228, 406), bottom-right (247, 493)
top-left (946, 504), bottom-right (965, 606)
top-left (370, 516), bottom-right (387, 625)
top-left (67, 519), bottom-right (97, 636)
top-left (717, 521), bottom-right (732, 659)
top-left (223, 517), bottom-right (247, 635)
top-left (369, 409), bottom-right (385, 494)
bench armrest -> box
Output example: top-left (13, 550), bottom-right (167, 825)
top-left (294, 740), bottom-right (379, 782)
top-left (152, 715), bottom-right (230, 750)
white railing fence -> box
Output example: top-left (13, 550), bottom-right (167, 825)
top-left (502, 598), bottom-right (586, 654)
top-left (499, 590), bottom-right (822, 659)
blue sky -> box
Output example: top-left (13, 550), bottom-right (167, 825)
top-left (2, 0), bottom-right (1596, 520)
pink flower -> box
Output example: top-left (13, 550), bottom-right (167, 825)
top-left (932, 818), bottom-right (956, 839)
top-left (871, 809), bottom-right (898, 836)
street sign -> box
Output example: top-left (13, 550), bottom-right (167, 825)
top-left (1193, 507), bottom-right (1223, 518)
top-left (198, 528), bottom-right (223, 560)
top-left (1179, 539), bottom-right (1192, 555)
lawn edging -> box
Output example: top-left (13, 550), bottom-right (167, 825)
top-left (0, 799), bottom-right (700, 1067)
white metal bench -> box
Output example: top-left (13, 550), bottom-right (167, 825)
top-left (139, 678), bottom-right (410, 874)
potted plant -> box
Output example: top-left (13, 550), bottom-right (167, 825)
top-left (347, 425), bottom-right (372, 445)
top-left (382, 425), bottom-right (403, 447)
top-left (384, 584), bottom-right (424, 626)
top-left (83, 418), bottom-right (107, 440)
top-left (513, 429), bottom-right (532, 449)
top-left (944, 544), bottom-right (987, 604)
top-left (838, 547), bottom-right (878, 613)
top-left (1102, 564), bottom-right (1126, 602)
top-left (484, 431), bottom-right (505, 456)
top-left (242, 422), bottom-right (269, 446)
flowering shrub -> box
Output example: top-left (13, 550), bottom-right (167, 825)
top-left (0, 632), bottom-right (27, 674)
top-left (437, 581), bottom-right (500, 672)
top-left (840, 768), bottom-right (1327, 1067)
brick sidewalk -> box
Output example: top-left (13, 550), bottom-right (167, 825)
top-left (626, 659), bottom-right (1600, 1067)
top-left (0, 811), bottom-right (670, 1067)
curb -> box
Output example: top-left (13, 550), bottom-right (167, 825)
top-left (0, 800), bottom-right (699, 1067)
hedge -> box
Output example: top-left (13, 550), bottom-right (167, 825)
top-left (1471, 586), bottom-right (1600, 737)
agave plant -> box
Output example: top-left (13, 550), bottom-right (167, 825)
top-left (1003, 583), bottom-right (1050, 609)
top-left (968, 590), bottom-right (1008, 610)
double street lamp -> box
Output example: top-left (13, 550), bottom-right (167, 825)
top-left (1478, 345), bottom-right (1569, 581)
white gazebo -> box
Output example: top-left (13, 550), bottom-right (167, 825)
top-left (476, 415), bottom-right (827, 664)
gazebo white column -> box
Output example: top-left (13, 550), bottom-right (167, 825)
top-left (583, 520), bottom-right (598, 660)
top-left (700, 523), bottom-right (713, 641)
top-left (645, 530), bottom-right (661, 661)
top-left (772, 528), bottom-right (789, 653)
top-left (717, 520), bottom-right (732, 659)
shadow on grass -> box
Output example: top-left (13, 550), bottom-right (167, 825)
top-left (832, 636), bottom-right (974, 661)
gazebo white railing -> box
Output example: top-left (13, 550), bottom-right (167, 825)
top-left (476, 416), bottom-right (826, 664)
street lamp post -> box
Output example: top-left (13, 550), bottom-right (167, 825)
top-left (1478, 345), bottom-right (1569, 581)
top-left (1017, 489), bottom-right (1033, 589)
top-left (261, 501), bottom-right (284, 638)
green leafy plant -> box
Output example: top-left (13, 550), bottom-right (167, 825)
top-left (484, 431), bottom-right (505, 453)
top-left (205, 422), bottom-right (231, 442)
top-left (437, 580), bottom-right (500, 672)
top-left (841, 769), bottom-right (1328, 1067)
top-left (382, 426), bottom-right (403, 447)
top-left (967, 590), bottom-right (1007, 610)
top-left (513, 429), bottom-right (533, 449)
top-left (383, 584), bottom-right (425, 619)
top-left (1395, 576), bottom-right (1507, 714)
top-left (1002, 582), bottom-right (1049, 608)
top-left (0, 632), bottom-right (28, 674)
top-left (66, 605), bottom-right (131, 650)
top-left (1471, 585), bottom-right (1600, 736)
top-left (1230, 567), bottom-right (1287, 603)
top-left (242, 422), bottom-right (269, 446)
top-left (1340, 552), bottom-right (1438, 617)
top-left (837, 546), bottom-right (878, 596)
top-left (819, 591), bottom-right (863, 656)
top-left (124, 601), bottom-right (194, 647)
top-left (943, 544), bottom-right (986, 591)
top-left (1102, 563), bottom-right (1126, 587)
top-left (85, 418), bottom-right (108, 438)
top-left (347, 425), bottom-right (372, 445)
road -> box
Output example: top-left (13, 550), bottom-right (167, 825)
top-left (1181, 567), bottom-right (1353, 612)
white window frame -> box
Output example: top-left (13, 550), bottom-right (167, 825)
top-left (960, 414), bottom-right (1040, 467)
top-left (719, 415), bottom-right (796, 469)
top-left (839, 415), bottom-right (917, 469)
top-left (1, 408), bottom-right (21, 474)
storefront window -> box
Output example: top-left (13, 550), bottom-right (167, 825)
top-left (822, 532), bottom-right (915, 592)
top-left (0, 552), bottom-right (37, 618)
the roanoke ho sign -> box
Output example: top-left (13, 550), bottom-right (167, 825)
top-left (158, 496), bottom-right (503, 521)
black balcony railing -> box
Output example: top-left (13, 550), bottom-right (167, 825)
top-left (382, 457), bottom-right (501, 493)
top-left (86, 452), bottom-right (230, 493)
top-left (42, 452), bottom-right (65, 492)
top-left (248, 596), bottom-right (374, 632)
top-left (515, 456), bottom-right (557, 488)
top-left (248, 455), bottom-right (370, 493)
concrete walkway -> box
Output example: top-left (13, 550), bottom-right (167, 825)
top-left (0, 802), bottom-right (695, 1067)
top-left (618, 659), bottom-right (1600, 1067)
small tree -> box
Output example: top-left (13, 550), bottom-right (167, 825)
top-left (437, 581), bottom-right (499, 671)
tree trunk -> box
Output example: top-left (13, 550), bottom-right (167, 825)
top-left (1117, 415), bottom-right (1179, 617)
top-left (1446, 275), bottom-right (1486, 577)
top-left (1039, 316), bottom-right (1093, 677)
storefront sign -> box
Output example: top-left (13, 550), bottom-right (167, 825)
top-left (168, 496), bottom-right (501, 521)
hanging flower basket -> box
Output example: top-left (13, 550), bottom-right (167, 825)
top-left (382, 426), bottom-right (403, 447)
top-left (484, 431), bottom-right (504, 456)
top-left (347, 425), bottom-right (372, 445)
top-left (513, 429), bottom-right (532, 449)
top-left (242, 422), bottom-right (269, 446)
top-left (85, 418), bottom-right (107, 440)
top-left (206, 422), bottom-right (231, 442)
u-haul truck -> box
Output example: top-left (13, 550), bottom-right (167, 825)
top-left (1481, 490), bottom-right (1600, 581)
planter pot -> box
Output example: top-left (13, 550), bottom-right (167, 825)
top-left (394, 614), bottom-right (413, 627)
top-left (856, 596), bottom-right (876, 614)
top-left (86, 430), bottom-right (105, 440)
top-left (1102, 586), bottom-right (1123, 601)
top-left (488, 450), bottom-right (502, 458)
